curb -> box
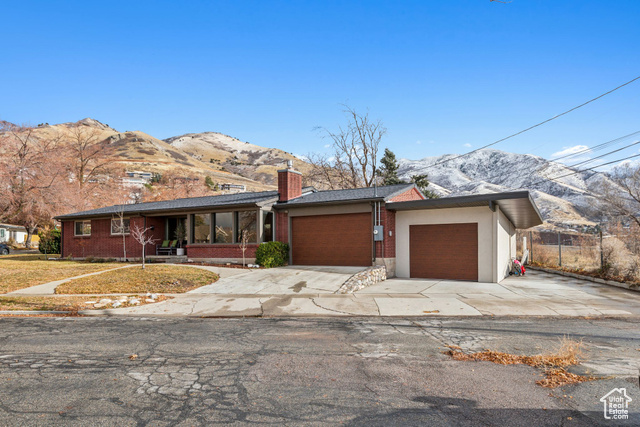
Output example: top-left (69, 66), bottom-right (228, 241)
top-left (528, 266), bottom-right (639, 293)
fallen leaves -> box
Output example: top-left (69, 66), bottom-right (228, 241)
top-left (445, 337), bottom-right (596, 388)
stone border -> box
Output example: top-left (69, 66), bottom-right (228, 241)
top-left (336, 266), bottom-right (387, 294)
top-left (528, 266), bottom-right (639, 293)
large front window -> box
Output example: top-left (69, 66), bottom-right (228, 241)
top-left (214, 212), bottom-right (233, 243)
top-left (236, 211), bottom-right (257, 243)
top-left (262, 211), bottom-right (274, 242)
top-left (192, 214), bottom-right (211, 244)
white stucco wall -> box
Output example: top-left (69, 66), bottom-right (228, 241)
top-left (395, 205), bottom-right (516, 283)
top-left (395, 206), bottom-right (495, 282)
top-left (495, 207), bottom-right (516, 282)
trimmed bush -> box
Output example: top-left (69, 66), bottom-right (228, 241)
top-left (255, 241), bottom-right (289, 268)
top-left (38, 228), bottom-right (61, 254)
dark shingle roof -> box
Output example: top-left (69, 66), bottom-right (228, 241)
top-left (56, 191), bottom-right (279, 219)
top-left (55, 183), bottom-right (419, 219)
top-left (275, 183), bottom-right (417, 207)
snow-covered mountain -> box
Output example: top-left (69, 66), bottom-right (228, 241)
top-left (398, 149), bottom-right (615, 228)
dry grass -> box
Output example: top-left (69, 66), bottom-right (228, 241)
top-left (0, 295), bottom-right (170, 313)
top-left (55, 265), bottom-right (219, 294)
top-left (446, 338), bottom-right (595, 388)
top-left (0, 254), bottom-right (122, 294)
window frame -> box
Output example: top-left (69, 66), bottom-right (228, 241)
top-left (110, 217), bottom-right (131, 236)
top-left (74, 220), bottom-right (92, 237)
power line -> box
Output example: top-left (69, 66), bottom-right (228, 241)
top-left (524, 152), bottom-right (640, 188)
top-left (422, 75), bottom-right (640, 170)
top-left (549, 130), bottom-right (640, 164)
top-left (440, 130), bottom-right (640, 190)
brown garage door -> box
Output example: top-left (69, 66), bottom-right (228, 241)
top-left (291, 213), bottom-right (372, 266)
top-left (410, 223), bottom-right (478, 281)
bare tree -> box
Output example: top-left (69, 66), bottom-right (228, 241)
top-left (112, 205), bottom-right (128, 261)
top-left (0, 123), bottom-right (63, 247)
top-left (307, 106), bottom-right (385, 189)
top-left (600, 164), bottom-right (640, 229)
top-left (131, 224), bottom-right (158, 269)
top-left (239, 229), bottom-right (249, 267)
top-left (64, 124), bottom-right (115, 187)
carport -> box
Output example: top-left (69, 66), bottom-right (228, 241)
top-left (387, 191), bottom-right (543, 283)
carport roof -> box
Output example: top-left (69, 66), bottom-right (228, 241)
top-left (386, 191), bottom-right (544, 229)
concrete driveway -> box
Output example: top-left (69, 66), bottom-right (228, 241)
top-left (91, 268), bottom-right (640, 317)
top-left (189, 265), bottom-right (365, 295)
top-left (357, 269), bottom-right (640, 316)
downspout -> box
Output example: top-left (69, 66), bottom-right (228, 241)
top-left (60, 221), bottom-right (64, 258)
top-left (371, 202), bottom-right (375, 264)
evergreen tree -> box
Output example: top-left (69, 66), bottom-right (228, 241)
top-left (378, 148), bottom-right (403, 185)
top-left (411, 174), bottom-right (439, 199)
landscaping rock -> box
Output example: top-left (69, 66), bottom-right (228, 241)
top-left (98, 298), bottom-right (113, 305)
top-left (145, 299), bottom-right (155, 303)
top-left (111, 301), bottom-right (122, 308)
top-left (337, 266), bottom-right (387, 294)
top-left (128, 298), bottom-right (141, 305)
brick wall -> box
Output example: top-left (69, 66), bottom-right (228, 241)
top-left (185, 244), bottom-right (258, 259)
top-left (375, 207), bottom-right (396, 258)
top-left (275, 211), bottom-right (289, 243)
top-left (62, 217), bottom-right (165, 259)
top-left (390, 187), bottom-right (425, 202)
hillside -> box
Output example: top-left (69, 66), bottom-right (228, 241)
top-left (164, 132), bottom-right (311, 186)
top-left (398, 149), bottom-right (615, 229)
top-left (32, 119), bottom-right (275, 192)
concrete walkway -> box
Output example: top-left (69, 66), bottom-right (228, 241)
top-left (7, 265), bottom-right (139, 295)
top-left (86, 270), bottom-right (640, 318)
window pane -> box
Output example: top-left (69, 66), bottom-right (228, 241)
top-left (237, 211), bottom-right (257, 243)
top-left (76, 221), bottom-right (90, 236)
top-left (192, 214), bottom-right (211, 244)
top-left (214, 212), bottom-right (233, 243)
top-left (111, 218), bottom-right (130, 235)
top-left (262, 211), bottom-right (273, 242)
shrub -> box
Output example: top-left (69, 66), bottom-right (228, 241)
top-left (38, 228), bottom-right (61, 254)
top-left (255, 242), bottom-right (289, 268)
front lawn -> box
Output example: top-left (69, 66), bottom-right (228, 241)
top-left (0, 254), bottom-right (122, 294)
top-left (55, 265), bottom-right (219, 294)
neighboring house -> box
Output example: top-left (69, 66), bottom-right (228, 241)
top-left (55, 165), bottom-right (543, 282)
top-left (0, 223), bottom-right (30, 245)
top-left (220, 183), bottom-right (246, 192)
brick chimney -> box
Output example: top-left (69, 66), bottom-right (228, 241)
top-left (278, 160), bottom-right (302, 202)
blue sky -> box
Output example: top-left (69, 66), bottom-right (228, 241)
top-left (2, 0), bottom-right (639, 164)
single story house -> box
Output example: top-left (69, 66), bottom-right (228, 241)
top-left (55, 165), bottom-right (543, 282)
top-left (0, 223), bottom-right (31, 245)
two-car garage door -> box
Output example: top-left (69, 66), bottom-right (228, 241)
top-left (291, 213), bottom-right (372, 266)
top-left (409, 223), bottom-right (478, 281)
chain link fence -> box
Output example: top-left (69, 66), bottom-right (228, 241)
top-left (516, 230), bottom-right (603, 271)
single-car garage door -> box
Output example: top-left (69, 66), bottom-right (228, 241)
top-left (291, 213), bottom-right (372, 266)
top-left (410, 223), bottom-right (478, 281)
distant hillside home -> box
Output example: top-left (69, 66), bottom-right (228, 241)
top-left (220, 183), bottom-right (246, 192)
top-left (56, 164), bottom-right (543, 282)
top-left (0, 223), bottom-right (30, 245)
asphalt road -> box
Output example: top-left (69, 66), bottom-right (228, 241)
top-left (0, 316), bottom-right (638, 426)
